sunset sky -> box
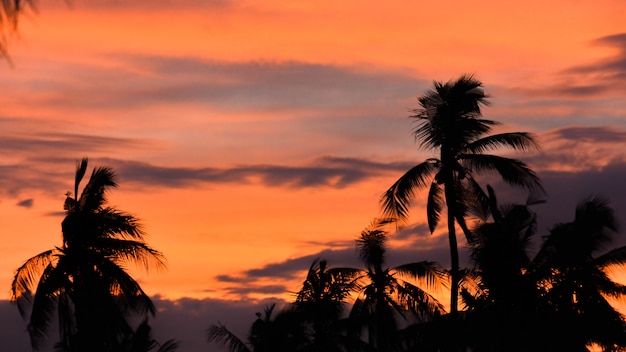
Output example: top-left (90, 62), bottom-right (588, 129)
top-left (2, 1), bottom-right (626, 351)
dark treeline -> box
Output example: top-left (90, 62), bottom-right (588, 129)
top-left (208, 192), bottom-right (626, 352)
top-left (9, 76), bottom-right (626, 352)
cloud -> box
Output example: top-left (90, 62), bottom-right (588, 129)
top-left (526, 125), bottom-right (626, 172)
top-left (6, 57), bottom-right (424, 114)
top-left (0, 151), bottom-right (416, 200)
top-left (0, 296), bottom-right (288, 352)
top-left (102, 156), bottom-right (414, 189)
top-left (548, 125), bottom-right (626, 143)
top-left (16, 198), bottom-right (33, 208)
top-left (513, 32), bottom-right (626, 100)
top-left (214, 232), bottom-right (458, 300)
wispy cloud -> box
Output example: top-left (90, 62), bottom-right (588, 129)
top-left (4, 57), bottom-right (424, 114)
top-left (0, 156), bottom-right (410, 198)
top-left (512, 32), bottom-right (626, 100)
top-left (16, 199), bottom-right (33, 208)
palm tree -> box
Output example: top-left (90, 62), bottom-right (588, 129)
top-left (381, 75), bottom-right (543, 315)
top-left (528, 196), bottom-right (626, 350)
top-left (208, 304), bottom-right (309, 352)
top-left (294, 259), bottom-right (362, 352)
top-left (350, 218), bottom-right (446, 351)
top-left (11, 158), bottom-right (166, 352)
top-left (118, 319), bottom-right (180, 352)
top-left (461, 185), bottom-right (544, 351)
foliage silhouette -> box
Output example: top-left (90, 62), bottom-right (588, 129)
top-left (381, 74), bottom-right (543, 315)
top-left (208, 303), bottom-right (309, 352)
top-left (460, 190), bottom-right (626, 351)
top-left (528, 196), bottom-right (626, 350)
top-left (294, 259), bottom-right (363, 352)
top-left (460, 185), bottom-right (545, 351)
top-left (11, 158), bottom-right (166, 352)
top-left (349, 218), bottom-right (446, 351)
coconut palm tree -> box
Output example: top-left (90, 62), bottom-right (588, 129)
top-left (528, 196), bottom-right (626, 350)
top-left (119, 319), bottom-right (180, 352)
top-left (11, 158), bottom-right (166, 352)
top-left (294, 259), bottom-right (363, 352)
top-left (460, 185), bottom-right (545, 351)
top-left (208, 304), bottom-right (309, 352)
top-left (350, 219), bottom-right (446, 351)
top-left (381, 75), bottom-right (543, 315)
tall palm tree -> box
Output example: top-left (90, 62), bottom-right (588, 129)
top-left (350, 219), bottom-right (446, 351)
top-left (11, 158), bottom-right (166, 352)
top-left (528, 196), bottom-right (626, 350)
top-left (381, 75), bottom-right (543, 314)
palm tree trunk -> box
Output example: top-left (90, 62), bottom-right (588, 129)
top-left (445, 187), bottom-right (459, 316)
top-left (447, 213), bottom-right (459, 316)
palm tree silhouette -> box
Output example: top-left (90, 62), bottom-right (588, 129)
top-left (381, 75), bottom-right (543, 315)
top-left (350, 218), bottom-right (446, 351)
top-left (528, 196), bottom-right (626, 350)
top-left (294, 259), bottom-right (362, 352)
top-left (118, 319), bottom-right (180, 352)
top-left (11, 158), bottom-right (166, 352)
top-left (461, 185), bottom-right (544, 351)
top-left (208, 304), bottom-right (308, 352)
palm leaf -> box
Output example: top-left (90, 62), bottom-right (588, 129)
top-left (461, 154), bottom-right (543, 192)
top-left (396, 281), bottom-right (446, 318)
top-left (207, 323), bottom-right (251, 352)
top-left (381, 159), bottom-right (439, 221)
top-left (465, 132), bottom-right (541, 154)
top-left (426, 182), bottom-right (444, 233)
top-left (11, 249), bottom-right (56, 302)
top-left (79, 166), bottom-right (117, 212)
top-left (74, 158), bottom-right (88, 201)
top-left (94, 207), bottom-right (146, 239)
top-left (27, 263), bottom-right (70, 350)
top-left (394, 261), bottom-right (447, 291)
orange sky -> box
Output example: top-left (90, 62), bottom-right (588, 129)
top-left (2, 0), bottom-right (626, 333)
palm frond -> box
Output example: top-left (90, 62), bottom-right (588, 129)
top-left (207, 323), bottom-right (251, 352)
top-left (465, 132), bottom-right (541, 154)
top-left (94, 207), bottom-right (146, 239)
top-left (356, 219), bottom-right (393, 268)
top-left (394, 261), bottom-right (447, 291)
top-left (575, 196), bottom-right (619, 248)
top-left (11, 249), bottom-right (56, 302)
top-left (461, 154), bottom-right (544, 193)
top-left (74, 158), bottom-right (88, 201)
top-left (79, 166), bottom-right (117, 212)
top-left (157, 339), bottom-right (180, 352)
top-left (95, 257), bottom-right (157, 316)
top-left (27, 263), bottom-right (70, 350)
top-left (381, 159), bottom-right (439, 221)
top-left (95, 237), bottom-right (166, 272)
top-left (396, 281), bottom-right (446, 318)
top-left (426, 182), bottom-right (444, 233)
